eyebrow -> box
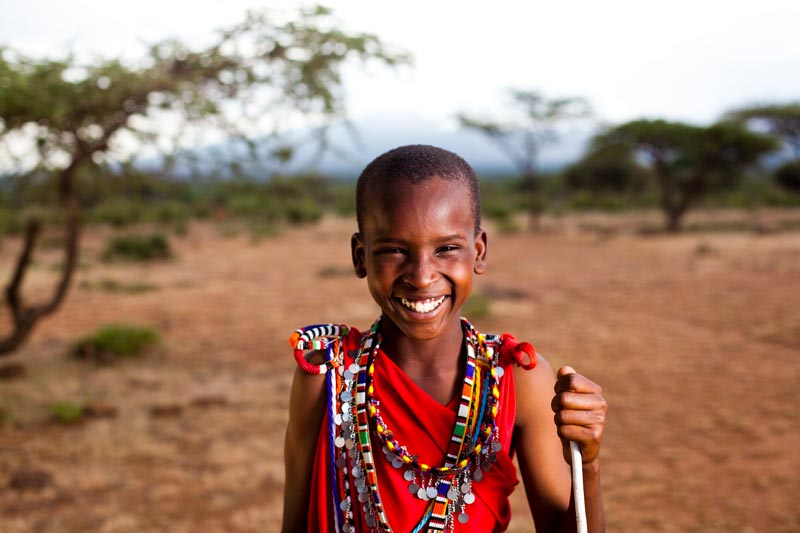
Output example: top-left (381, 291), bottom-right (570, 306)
top-left (371, 233), bottom-right (467, 245)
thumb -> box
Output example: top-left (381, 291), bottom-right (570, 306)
top-left (557, 365), bottom-right (577, 378)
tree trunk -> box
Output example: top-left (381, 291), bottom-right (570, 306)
top-left (524, 171), bottom-right (541, 232)
top-left (0, 165), bottom-right (82, 356)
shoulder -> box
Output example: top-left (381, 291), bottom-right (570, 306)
top-left (512, 353), bottom-right (557, 430)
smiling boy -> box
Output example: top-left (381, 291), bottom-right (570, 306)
top-left (283, 145), bottom-right (607, 532)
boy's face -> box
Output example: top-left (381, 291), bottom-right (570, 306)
top-left (351, 176), bottom-right (487, 342)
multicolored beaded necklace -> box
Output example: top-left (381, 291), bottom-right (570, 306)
top-left (289, 318), bottom-right (536, 533)
top-left (291, 316), bottom-right (533, 533)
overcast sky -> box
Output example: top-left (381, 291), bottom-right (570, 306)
top-left (2, 0), bottom-right (799, 129)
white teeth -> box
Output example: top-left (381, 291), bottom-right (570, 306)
top-left (399, 296), bottom-right (447, 314)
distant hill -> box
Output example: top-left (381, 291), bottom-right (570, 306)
top-left (141, 114), bottom-right (592, 179)
top-left (290, 114), bottom-right (591, 178)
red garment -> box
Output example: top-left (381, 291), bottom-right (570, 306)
top-left (308, 327), bottom-right (519, 532)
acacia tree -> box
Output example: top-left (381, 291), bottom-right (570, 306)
top-left (726, 103), bottom-right (800, 160)
top-left (458, 90), bottom-right (591, 230)
top-left (595, 119), bottom-right (778, 232)
top-left (0, 6), bottom-right (407, 355)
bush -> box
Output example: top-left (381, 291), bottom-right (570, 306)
top-left (87, 199), bottom-right (145, 227)
top-left (102, 233), bottom-right (172, 262)
top-left (773, 161), bottom-right (800, 193)
top-left (286, 197), bottom-right (323, 224)
top-left (462, 293), bottom-right (491, 319)
top-left (72, 323), bottom-right (160, 362)
top-left (49, 401), bottom-right (85, 424)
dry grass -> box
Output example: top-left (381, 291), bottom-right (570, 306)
top-left (1, 209), bottom-right (799, 532)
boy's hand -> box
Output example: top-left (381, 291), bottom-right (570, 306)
top-left (551, 366), bottom-right (607, 466)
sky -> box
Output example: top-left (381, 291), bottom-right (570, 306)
top-left (1, 0), bottom-right (799, 170)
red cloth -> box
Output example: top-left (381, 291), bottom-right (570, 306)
top-left (308, 327), bottom-right (519, 532)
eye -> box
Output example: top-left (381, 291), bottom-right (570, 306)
top-left (437, 245), bottom-right (461, 255)
top-left (376, 247), bottom-right (405, 255)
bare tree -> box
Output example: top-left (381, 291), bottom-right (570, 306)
top-left (459, 90), bottom-right (590, 230)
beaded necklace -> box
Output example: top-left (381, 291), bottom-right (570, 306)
top-left (292, 317), bottom-right (521, 532)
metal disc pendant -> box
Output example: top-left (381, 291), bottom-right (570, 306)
top-left (403, 469), bottom-right (414, 481)
top-left (391, 456), bottom-right (403, 469)
top-left (482, 461), bottom-right (492, 472)
top-left (358, 492), bottom-right (368, 502)
top-left (334, 437), bottom-right (345, 448)
top-left (345, 438), bottom-right (354, 450)
top-left (426, 486), bottom-right (438, 499)
top-left (447, 488), bottom-right (459, 500)
top-left (340, 390), bottom-right (352, 402)
top-left (365, 514), bottom-right (376, 528)
top-left (458, 513), bottom-right (469, 524)
top-left (495, 366), bottom-right (504, 378)
top-left (464, 492), bottom-right (476, 504)
top-left (409, 483), bottom-right (420, 494)
top-left (460, 483), bottom-right (470, 494)
top-left (334, 413), bottom-right (343, 425)
top-left (343, 370), bottom-right (353, 380)
top-left (335, 456), bottom-right (346, 468)
top-left (339, 500), bottom-right (349, 511)
top-left (473, 468), bottom-right (484, 482)
top-left (417, 487), bottom-right (429, 500)
top-left (492, 441), bottom-right (501, 452)
top-left (349, 363), bottom-right (360, 374)
top-left (353, 467), bottom-right (362, 479)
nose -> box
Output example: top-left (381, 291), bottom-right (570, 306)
top-left (404, 252), bottom-right (437, 289)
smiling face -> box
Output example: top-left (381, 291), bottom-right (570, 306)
top-left (351, 175), bottom-right (487, 342)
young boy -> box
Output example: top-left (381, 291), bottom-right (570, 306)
top-left (283, 145), bottom-right (607, 532)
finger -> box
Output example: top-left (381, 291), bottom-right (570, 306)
top-left (557, 365), bottom-right (576, 378)
top-left (554, 372), bottom-right (602, 395)
top-left (557, 424), bottom-right (604, 447)
top-left (551, 391), bottom-right (607, 412)
top-left (553, 408), bottom-right (606, 427)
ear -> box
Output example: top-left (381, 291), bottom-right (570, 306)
top-left (351, 232), bottom-right (367, 278)
top-left (473, 228), bottom-right (487, 275)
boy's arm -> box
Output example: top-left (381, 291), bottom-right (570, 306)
top-left (282, 351), bottom-right (327, 532)
top-left (513, 355), bottom-right (607, 533)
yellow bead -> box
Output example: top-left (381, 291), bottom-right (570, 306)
top-left (387, 442), bottom-right (395, 451)
top-left (403, 455), bottom-right (411, 464)
top-left (421, 464), bottom-right (430, 472)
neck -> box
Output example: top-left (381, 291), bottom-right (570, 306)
top-left (378, 316), bottom-right (466, 404)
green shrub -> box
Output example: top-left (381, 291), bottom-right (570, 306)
top-left (49, 401), bottom-right (85, 424)
top-left (286, 197), bottom-right (323, 224)
top-left (87, 199), bottom-right (145, 227)
top-left (72, 323), bottom-right (160, 362)
top-left (774, 161), bottom-right (800, 193)
top-left (462, 293), bottom-right (491, 319)
top-left (79, 278), bottom-right (159, 293)
top-left (102, 233), bottom-right (172, 262)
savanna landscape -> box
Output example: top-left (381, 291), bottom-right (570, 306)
top-left (1, 209), bottom-right (798, 532)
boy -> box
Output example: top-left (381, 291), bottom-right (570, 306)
top-left (283, 145), bottom-right (606, 532)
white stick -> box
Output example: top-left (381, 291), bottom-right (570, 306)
top-left (570, 441), bottom-right (588, 533)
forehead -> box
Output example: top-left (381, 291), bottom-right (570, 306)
top-left (362, 176), bottom-right (475, 238)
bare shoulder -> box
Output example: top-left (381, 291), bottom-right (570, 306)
top-left (513, 353), bottom-right (557, 430)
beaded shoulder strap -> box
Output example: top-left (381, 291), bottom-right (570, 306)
top-left (289, 324), bottom-right (351, 375)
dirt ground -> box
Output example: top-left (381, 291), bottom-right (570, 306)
top-left (1, 209), bottom-right (798, 532)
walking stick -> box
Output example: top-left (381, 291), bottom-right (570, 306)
top-left (570, 441), bottom-right (588, 533)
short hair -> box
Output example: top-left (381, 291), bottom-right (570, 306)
top-left (355, 144), bottom-right (482, 233)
